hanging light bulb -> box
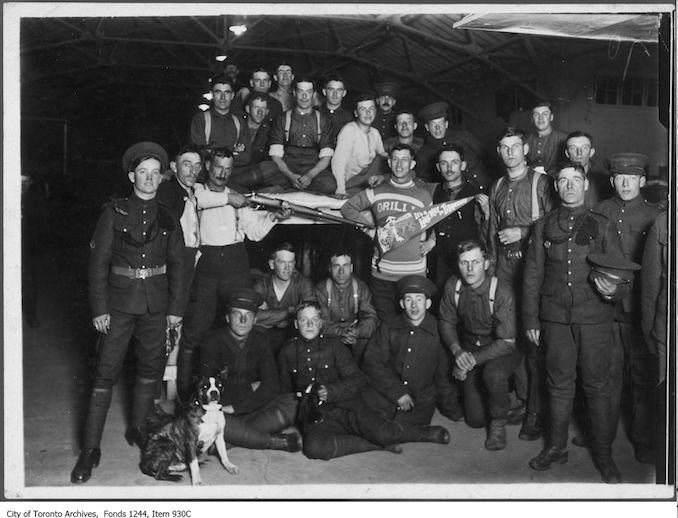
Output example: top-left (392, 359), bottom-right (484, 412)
top-left (228, 24), bottom-right (247, 36)
top-left (215, 54), bottom-right (227, 62)
top-left (198, 103), bottom-right (210, 111)
top-left (202, 92), bottom-right (213, 101)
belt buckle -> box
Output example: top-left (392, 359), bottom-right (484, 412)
top-left (137, 268), bottom-right (150, 279)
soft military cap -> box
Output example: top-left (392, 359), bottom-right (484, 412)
top-left (397, 275), bottom-right (437, 298)
top-left (418, 101), bottom-right (449, 123)
top-left (122, 141), bottom-right (169, 173)
top-left (588, 253), bottom-right (641, 285)
top-left (228, 288), bottom-right (264, 312)
top-left (608, 153), bottom-right (648, 176)
top-left (375, 81), bottom-right (399, 97)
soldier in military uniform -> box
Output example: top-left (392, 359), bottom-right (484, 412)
top-left (594, 153), bottom-right (661, 464)
top-left (373, 81), bottom-right (399, 140)
top-left (362, 275), bottom-right (461, 425)
top-left (278, 300), bottom-right (450, 460)
top-left (429, 144), bottom-right (489, 290)
top-left (71, 142), bottom-right (185, 483)
top-left (523, 162), bottom-right (631, 483)
top-left (415, 102), bottom-right (489, 188)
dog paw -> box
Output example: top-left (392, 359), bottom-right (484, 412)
top-left (224, 463), bottom-right (239, 475)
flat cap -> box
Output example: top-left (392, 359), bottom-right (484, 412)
top-left (397, 275), bottom-right (436, 298)
top-left (418, 101), bottom-right (449, 123)
top-left (227, 288), bottom-right (264, 312)
top-left (608, 153), bottom-right (648, 176)
top-left (588, 253), bottom-right (641, 285)
top-left (375, 81), bottom-right (399, 97)
top-left (122, 141), bottom-right (168, 173)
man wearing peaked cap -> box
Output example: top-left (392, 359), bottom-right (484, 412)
top-left (362, 273), bottom-right (461, 427)
top-left (72, 141), bottom-right (185, 484)
top-left (594, 150), bottom-right (660, 466)
top-left (415, 101), bottom-right (489, 187)
top-left (228, 288), bottom-right (264, 312)
top-left (122, 141), bottom-right (169, 174)
top-left (198, 284), bottom-right (303, 453)
top-left (374, 81), bottom-right (399, 140)
top-left (396, 274), bottom-right (437, 299)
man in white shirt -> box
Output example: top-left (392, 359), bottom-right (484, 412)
top-left (331, 94), bottom-right (388, 198)
top-left (176, 147), bottom-right (287, 401)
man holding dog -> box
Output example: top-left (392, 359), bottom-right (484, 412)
top-left (278, 300), bottom-right (450, 460)
top-left (72, 142), bottom-right (185, 483)
top-left (200, 288), bottom-right (302, 452)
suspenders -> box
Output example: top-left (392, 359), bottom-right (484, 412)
top-left (203, 111), bottom-right (241, 146)
top-left (454, 276), bottom-right (498, 314)
top-left (326, 278), bottom-right (359, 317)
top-left (284, 110), bottom-right (322, 144)
top-left (493, 169), bottom-right (545, 222)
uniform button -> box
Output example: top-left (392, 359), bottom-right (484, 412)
top-left (406, 365), bottom-right (410, 368)
top-left (307, 349), bottom-right (311, 353)
top-left (307, 358), bottom-right (311, 362)
top-left (567, 260), bottom-right (571, 264)
top-left (143, 220), bottom-right (147, 225)
top-left (141, 253), bottom-right (146, 258)
top-left (568, 249), bottom-right (572, 252)
top-left (302, 134), bottom-right (307, 138)
top-left (142, 210), bottom-right (146, 214)
top-left (568, 237), bottom-right (572, 241)
top-left (141, 265), bottom-right (146, 268)
top-left (507, 209), bottom-right (511, 213)
top-left (403, 381), bottom-right (408, 385)
top-left (409, 330), bottom-right (414, 335)
top-left (508, 188), bottom-right (512, 192)
top-left (618, 219), bottom-right (622, 223)
top-left (311, 377), bottom-right (315, 382)
top-left (567, 282), bottom-right (572, 287)
top-left (308, 368), bottom-right (313, 371)
top-left (568, 271), bottom-right (572, 275)
top-left (407, 348), bottom-right (412, 352)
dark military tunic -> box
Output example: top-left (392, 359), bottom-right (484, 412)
top-left (374, 110), bottom-right (397, 141)
top-left (88, 193), bottom-right (185, 387)
top-left (199, 327), bottom-right (281, 415)
top-left (415, 129), bottom-right (487, 187)
top-left (362, 313), bottom-right (455, 424)
top-left (318, 102), bottom-right (354, 147)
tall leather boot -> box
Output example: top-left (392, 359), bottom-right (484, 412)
top-left (589, 394), bottom-right (621, 483)
top-left (176, 348), bottom-right (195, 404)
top-left (376, 420), bottom-right (450, 445)
top-left (529, 397), bottom-right (570, 471)
top-left (245, 404), bottom-right (296, 434)
top-left (126, 377), bottom-right (157, 448)
top-left (304, 434), bottom-right (394, 460)
top-left (71, 387), bottom-right (112, 483)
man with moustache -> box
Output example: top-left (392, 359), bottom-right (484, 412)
top-left (190, 74), bottom-right (246, 153)
top-left (383, 109), bottom-right (424, 155)
top-left (523, 162), bottom-right (630, 483)
top-left (157, 144), bottom-right (203, 310)
top-left (487, 126), bottom-right (554, 442)
top-left (429, 145), bottom-right (489, 289)
top-left (526, 101), bottom-right (568, 178)
top-left (373, 82), bottom-right (399, 140)
top-left (331, 94), bottom-right (388, 198)
top-left (253, 242), bottom-right (315, 357)
top-left (319, 75), bottom-right (354, 145)
top-left (415, 102), bottom-right (488, 188)
top-left (176, 147), bottom-right (287, 401)
top-left (340, 144), bottom-right (436, 324)
top-left (267, 77), bottom-right (336, 194)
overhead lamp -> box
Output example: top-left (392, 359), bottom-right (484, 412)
top-left (215, 54), bottom-right (227, 62)
top-left (198, 103), bottom-right (210, 111)
top-left (228, 24), bottom-right (247, 36)
top-left (202, 92), bottom-right (213, 101)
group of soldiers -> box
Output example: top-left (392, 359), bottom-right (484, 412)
top-left (70, 61), bottom-right (668, 486)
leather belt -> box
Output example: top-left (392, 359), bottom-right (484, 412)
top-left (111, 265), bottom-right (166, 279)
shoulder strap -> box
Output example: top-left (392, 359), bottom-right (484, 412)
top-left (325, 278), bottom-right (333, 307)
top-left (352, 278), bottom-right (359, 316)
top-left (531, 169), bottom-right (545, 221)
top-left (315, 110), bottom-right (322, 140)
top-left (204, 111), bottom-right (212, 146)
top-left (488, 276), bottom-right (498, 314)
top-left (231, 114), bottom-right (241, 142)
top-left (284, 110), bottom-right (292, 143)
top-left (454, 278), bottom-right (462, 307)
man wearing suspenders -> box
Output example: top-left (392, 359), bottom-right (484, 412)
top-left (267, 77), bottom-right (336, 194)
top-left (438, 240), bottom-right (522, 450)
top-left (315, 249), bottom-right (378, 365)
top-left (487, 126), bottom-right (555, 442)
top-left (189, 74), bottom-right (246, 157)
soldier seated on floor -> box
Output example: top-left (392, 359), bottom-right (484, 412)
top-left (278, 300), bottom-right (450, 460)
top-left (361, 275), bottom-right (463, 425)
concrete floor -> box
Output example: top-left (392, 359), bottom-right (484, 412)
top-left (12, 243), bottom-right (669, 500)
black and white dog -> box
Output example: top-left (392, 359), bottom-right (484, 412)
top-left (140, 376), bottom-right (239, 485)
